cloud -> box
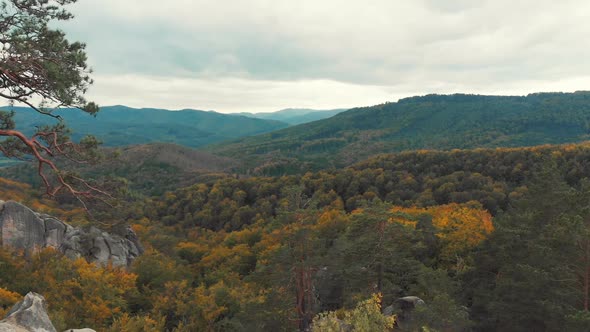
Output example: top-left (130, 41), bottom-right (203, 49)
top-left (86, 74), bottom-right (397, 113)
top-left (85, 73), bottom-right (590, 113)
top-left (57, 0), bottom-right (590, 111)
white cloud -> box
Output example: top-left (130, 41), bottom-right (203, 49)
top-left (57, 0), bottom-right (590, 111)
top-left (85, 73), bottom-right (590, 113)
top-left (86, 74), bottom-right (396, 113)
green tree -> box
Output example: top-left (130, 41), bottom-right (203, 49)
top-left (334, 203), bottom-right (422, 307)
top-left (467, 166), bottom-right (590, 331)
top-left (0, 0), bottom-right (100, 201)
top-left (262, 208), bottom-right (323, 331)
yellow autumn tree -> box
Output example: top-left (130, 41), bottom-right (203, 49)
top-left (390, 202), bottom-right (493, 264)
top-left (26, 248), bottom-right (137, 330)
top-left (312, 293), bottom-right (395, 332)
top-left (430, 202), bottom-right (493, 259)
top-left (0, 288), bottom-right (20, 318)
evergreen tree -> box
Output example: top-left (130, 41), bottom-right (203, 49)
top-left (0, 0), bottom-right (100, 201)
top-left (467, 164), bottom-right (590, 331)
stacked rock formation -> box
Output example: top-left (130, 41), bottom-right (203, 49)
top-left (0, 200), bottom-right (142, 267)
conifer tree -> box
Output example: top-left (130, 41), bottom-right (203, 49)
top-left (0, 0), bottom-right (102, 203)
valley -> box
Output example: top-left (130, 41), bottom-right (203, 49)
top-left (0, 1), bottom-right (585, 330)
top-left (3, 97), bottom-right (590, 329)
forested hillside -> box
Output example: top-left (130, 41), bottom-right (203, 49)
top-left (239, 108), bottom-right (348, 125)
top-left (4, 105), bottom-right (288, 148)
top-left (149, 142), bottom-right (590, 231)
top-left (4, 93), bottom-right (590, 331)
top-left (211, 92), bottom-right (590, 175)
top-left (0, 143), bottom-right (235, 196)
top-left (121, 142), bottom-right (590, 330)
top-left (2, 0), bottom-right (588, 330)
top-left (4, 142), bottom-right (590, 330)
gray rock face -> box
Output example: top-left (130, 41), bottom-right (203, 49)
top-left (0, 201), bottom-right (46, 251)
top-left (396, 296), bottom-right (426, 308)
top-left (385, 296), bottom-right (426, 329)
top-left (0, 201), bottom-right (143, 267)
top-left (384, 295), bottom-right (426, 315)
top-left (0, 292), bottom-right (56, 332)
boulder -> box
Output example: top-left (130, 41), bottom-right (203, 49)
top-left (384, 295), bottom-right (426, 316)
top-left (395, 296), bottom-right (425, 309)
top-left (382, 304), bottom-right (395, 317)
top-left (0, 292), bottom-right (56, 332)
top-left (0, 202), bottom-right (46, 251)
top-left (386, 296), bottom-right (426, 328)
top-left (0, 293), bottom-right (97, 332)
top-left (43, 217), bottom-right (68, 248)
top-left (0, 201), bottom-right (143, 267)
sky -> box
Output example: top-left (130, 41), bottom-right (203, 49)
top-left (60, 0), bottom-right (590, 113)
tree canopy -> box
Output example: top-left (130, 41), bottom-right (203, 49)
top-left (0, 0), bottom-right (101, 204)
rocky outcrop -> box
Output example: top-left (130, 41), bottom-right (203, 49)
top-left (0, 200), bottom-right (142, 267)
top-left (0, 293), bottom-right (97, 332)
top-left (394, 296), bottom-right (426, 310)
top-left (383, 295), bottom-right (427, 317)
top-left (0, 292), bottom-right (56, 332)
top-left (383, 296), bottom-right (426, 329)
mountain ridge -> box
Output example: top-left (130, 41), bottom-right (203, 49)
top-left (0, 142), bottom-right (234, 196)
top-left (2, 105), bottom-right (289, 148)
top-left (209, 91), bottom-right (590, 175)
top-left (237, 108), bottom-right (348, 125)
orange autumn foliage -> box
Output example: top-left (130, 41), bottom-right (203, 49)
top-left (390, 202), bottom-right (494, 260)
top-left (0, 177), bottom-right (87, 224)
top-left (24, 248), bottom-right (137, 330)
top-left (0, 287), bottom-right (20, 317)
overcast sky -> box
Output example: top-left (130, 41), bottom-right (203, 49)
top-left (61, 0), bottom-right (590, 113)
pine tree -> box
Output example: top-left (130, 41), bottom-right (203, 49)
top-left (0, 0), bottom-right (101, 202)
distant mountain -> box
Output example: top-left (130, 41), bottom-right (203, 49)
top-left (239, 108), bottom-right (348, 125)
top-left (210, 92), bottom-right (590, 175)
top-left (3, 105), bottom-right (288, 147)
top-left (0, 142), bottom-right (236, 196)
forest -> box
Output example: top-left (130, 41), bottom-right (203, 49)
top-left (2, 0), bottom-right (589, 331)
top-left (6, 105), bottom-right (288, 148)
top-left (3, 142), bottom-right (590, 331)
top-left (211, 92), bottom-right (590, 175)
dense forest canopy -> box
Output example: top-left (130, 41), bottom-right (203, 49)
top-left (0, 0), bottom-right (588, 331)
top-left (145, 142), bottom-right (590, 232)
top-left (0, 142), bottom-right (236, 197)
top-left (211, 92), bottom-right (590, 175)
top-left (4, 141), bottom-right (590, 330)
top-left (4, 105), bottom-right (288, 147)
